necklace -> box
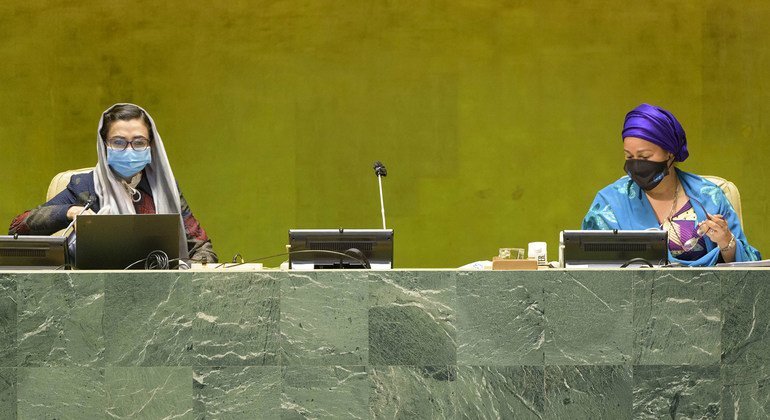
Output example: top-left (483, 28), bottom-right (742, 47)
top-left (663, 180), bottom-right (691, 249)
top-left (121, 172), bottom-right (143, 203)
top-left (653, 180), bottom-right (680, 228)
top-left (665, 180), bottom-right (679, 222)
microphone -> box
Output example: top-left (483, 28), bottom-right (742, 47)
top-left (373, 161), bottom-right (387, 229)
top-left (60, 195), bottom-right (96, 237)
top-left (373, 161), bottom-right (387, 177)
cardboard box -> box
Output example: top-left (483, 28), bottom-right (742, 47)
top-left (491, 257), bottom-right (538, 270)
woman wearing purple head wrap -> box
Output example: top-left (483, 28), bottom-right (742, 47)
top-left (581, 103), bottom-right (760, 266)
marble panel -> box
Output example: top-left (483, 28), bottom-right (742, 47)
top-left (0, 275), bottom-right (16, 368)
top-left (455, 365), bottom-right (544, 420)
top-left (0, 368), bottom-right (15, 420)
top-left (369, 271), bottom-right (455, 366)
top-left (633, 365), bottom-right (720, 419)
top-left (16, 367), bottom-right (105, 419)
top-left (16, 272), bottom-right (104, 367)
top-left (104, 273), bottom-right (192, 366)
top-left (456, 271), bottom-right (544, 366)
top-left (544, 365), bottom-right (632, 419)
top-left (633, 271), bottom-right (721, 365)
top-left (544, 271), bottom-right (632, 365)
top-left (194, 366), bottom-right (282, 419)
top-left (721, 270), bottom-right (770, 366)
top-left (370, 365), bottom-right (456, 419)
top-left (193, 272), bottom-right (281, 366)
top-left (281, 271), bottom-right (368, 365)
top-left (281, 365), bottom-right (368, 419)
top-left (105, 367), bottom-right (193, 419)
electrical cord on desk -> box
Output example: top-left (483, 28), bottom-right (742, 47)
top-left (215, 249), bottom-right (370, 269)
top-left (661, 262), bottom-right (683, 268)
top-left (620, 257), bottom-right (655, 268)
top-left (145, 250), bottom-right (170, 269)
top-left (341, 248), bottom-right (371, 269)
top-left (124, 250), bottom-right (171, 270)
top-left (124, 253), bottom-right (211, 270)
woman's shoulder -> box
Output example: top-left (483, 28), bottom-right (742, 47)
top-left (67, 171), bottom-right (96, 192)
top-left (676, 169), bottom-right (710, 183)
top-left (596, 175), bottom-right (639, 200)
top-left (677, 170), bottom-right (726, 195)
top-left (675, 168), bottom-right (723, 184)
top-left (678, 169), bottom-right (736, 211)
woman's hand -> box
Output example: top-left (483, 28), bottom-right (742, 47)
top-left (66, 206), bottom-right (95, 221)
top-left (700, 214), bottom-right (733, 249)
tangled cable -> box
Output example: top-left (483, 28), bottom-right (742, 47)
top-left (124, 250), bottom-right (172, 270)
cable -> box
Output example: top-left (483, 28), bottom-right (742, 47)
top-left (213, 252), bottom-right (297, 269)
top-left (123, 250), bottom-right (171, 270)
top-left (620, 257), bottom-right (655, 268)
top-left (342, 248), bottom-right (371, 269)
top-left (217, 249), bottom-right (370, 269)
top-left (661, 262), bottom-right (683, 268)
top-left (123, 258), bottom-right (147, 270)
top-left (144, 250), bottom-right (170, 269)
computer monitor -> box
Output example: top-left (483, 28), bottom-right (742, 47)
top-left (0, 235), bottom-right (69, 269)
top-left (288, 229), bottom-right (394, 269)
top-left (560, 230), bottom-right (668, 268)
top-left (75, 214), bottom-right (181, 269)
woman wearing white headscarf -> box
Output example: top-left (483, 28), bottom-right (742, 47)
top-left (10, 103), bottom-right (217, 263)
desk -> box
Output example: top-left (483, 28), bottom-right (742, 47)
top-left (0, 269), bottom-right (768, 418)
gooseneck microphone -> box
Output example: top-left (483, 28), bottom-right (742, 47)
top-left (60, 195), bottom-right (96, 237)
top-left (373, 161), bottom-right (387, 229)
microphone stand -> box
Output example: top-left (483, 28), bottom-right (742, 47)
top-left (60, 197), bottom-right (95, 237)
top-left (373, 162), bottom-right (387, 229)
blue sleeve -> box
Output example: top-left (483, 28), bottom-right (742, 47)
top-left (671, 183), bottom-right (760, 266)
top-left (581, 192), bottom-right (620, 230)
top-left (717, 193), bottom-right (761, 262)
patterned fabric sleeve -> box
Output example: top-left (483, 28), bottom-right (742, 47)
top-left (702, 183), bottom-right (762, 262)
top-left (8, 187), bottom-right (90, 235)
top-left (179, 192), bottom-right (218, 263)
top-left (581, 193), bottom-right (621, 230)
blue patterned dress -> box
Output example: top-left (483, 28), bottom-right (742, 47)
top-left (582, 168), bottom-right (760, 266)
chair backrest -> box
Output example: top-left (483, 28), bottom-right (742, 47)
top-left (702, 175), bottom-right (743, 229)
top-left (46, 168), bottom-right (94, 201)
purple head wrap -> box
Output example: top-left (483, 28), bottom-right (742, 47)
top-left (622, 103), bottom-right (688, 162)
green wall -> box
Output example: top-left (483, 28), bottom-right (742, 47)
top-left (2, 1), bottom-right (768, 267)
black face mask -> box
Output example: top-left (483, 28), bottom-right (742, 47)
top-left (624, 158), bottom-right (673, 191)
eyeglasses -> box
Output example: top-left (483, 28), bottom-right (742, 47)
top-left (105, 136), bottom-right (151, 151)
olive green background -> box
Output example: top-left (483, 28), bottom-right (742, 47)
top-left (1, 1), bottom-right (767, 267)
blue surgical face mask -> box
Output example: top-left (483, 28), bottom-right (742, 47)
top-left (107, 148), bottom-right (152, 178)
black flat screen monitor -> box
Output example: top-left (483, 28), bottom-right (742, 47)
top-left (288, 229), bottom-right (393, 269)
top-left (560, 230), bottom-right (668, 268)
top-left (75, 214), bottom-right (181, 269)
top-left (0, 235), bottom-right (68, 269)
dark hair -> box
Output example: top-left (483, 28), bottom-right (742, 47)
top-left (100, 104), bottom-right (154, 141)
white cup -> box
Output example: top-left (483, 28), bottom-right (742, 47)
top-left (528, 242), bottom-right (548, 266)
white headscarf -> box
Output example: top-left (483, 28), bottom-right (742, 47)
top-left (93, 103), bottom-right (189, 259)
